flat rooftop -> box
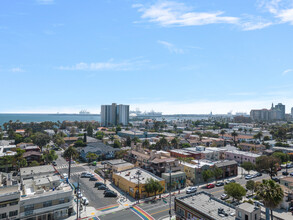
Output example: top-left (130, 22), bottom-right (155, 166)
top-left (226, 150), bottom-right (260, 157)
top-left (20, 165), bottom-right (55, 177)
top-left (176, 192), bottom-right (235, 220)
top-left (115, 168), bottom-right (163, 184)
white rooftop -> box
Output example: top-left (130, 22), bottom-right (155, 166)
top-left (115, 168), bottom-right (163, 184)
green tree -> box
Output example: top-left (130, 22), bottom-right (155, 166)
top-left (256, 179), bottom-right (284, 220)
top-left (63, 146), bottom-right (78, 179)
top-left (145, 178), bottom-right (155, 197)
top-left (53, 135), bottom-right (65, 147)
top-left (231, 131), bottom-right (238, 146)
top-left (42, 149), bottom-right (58, 164)
top-left (115, 150), bottom-right (128, 159)
top-left (241, 161), bottom-right (255, 174)
top-left (213, 167), bottom-right (223, 182)
top-left (202, 169), bottom-right (214, 182)
top-left (14, 133), bottom-right (24, 144)
top-left (224, 183), bottom-right (246, 201)
top-left (32, 132), bottom-right (51, 151)
top-left (87, 124), bottom-right (93, 137)
top-left (246, 180), bottom-right (255, 196)
top-left (256, 156), bottom-right (280, 179)
top-left (153, 180), bottom-right (164, 197)
top-left (113, 140), bottom-right (121, 148)
top-left (181, 143), bottom-right (191, 148)
top-left (74, 139), bottom-right (86, 147)
top-left (272, 152), bottom-right (289, 163)
top-left (96, 131), bottom-right (104, 140)
top-left (142, 139), bottom-right (150, 148)
top-left (30, 160), bottom-right (40, 167)
top-left (220, 130), bottom-right (226, 139)
top-left (171, 137), bottom-right (179, 149)
top-left (253, 131), bottom-right (263, 142)
top-left (116, 126), bottom-right (122, 133)
top-left (86, 152), bottom-right (98, 163)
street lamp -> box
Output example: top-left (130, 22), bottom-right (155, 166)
top-left (76, 175), bottom-right (80, 220)
top-left (169, 165), bottom-right (172, 220)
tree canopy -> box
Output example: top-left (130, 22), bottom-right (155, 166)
top-left (224, 183), bottom-right (246, 201)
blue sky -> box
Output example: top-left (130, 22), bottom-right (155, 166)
top-left (1, 0), bottom-right (293, 114)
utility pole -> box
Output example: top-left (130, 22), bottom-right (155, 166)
top-left (76, 175), bottom-right (80, 220)
top-left (169, 165), bottom-right (172, 220)
top-left (104, 162), bottom-right (106, 185)
top-left (136, 170), bottom-right (141, 203)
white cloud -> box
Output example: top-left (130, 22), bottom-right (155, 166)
top-left (277, 8), bottom-right (293, 24)
top-left (157, 40), bottom-right (184, 54)
top-left (260, 0), bottom-right (293, 24)
top-left (134, 1), bottom-right (239, 27)
top-left (282, 69), bottom-right (293, 75)
top-left (10, 67), bottom-right (24, 72)
top-left (58, 59), bottom-right (148, 71)
top-left (36, 0), bottom-right (54, 4)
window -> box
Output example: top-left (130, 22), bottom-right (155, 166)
top-left (187, 213), bottom-right (191, 219)
top-left (43, 201), bottom-right (52, 208)
top-left (0, 213), bottom-right (7, 219)
top-left (24, 204), bottom-right (34, 212)
top-left (9, 201), bottom-right (18, 206)
top-left (238, 211), bottom-right (242, 218)
top-left (0, 204), bottom-right (6, 208)
top-left (59, 198), bottom-right (65, 204)
top-left (9, 210), bottom-right (18, 217)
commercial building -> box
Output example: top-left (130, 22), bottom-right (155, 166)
top-left (239, 143), bottom-right (266, 153)
top-left (214, 160), bottom-right (238, 179)
top-left (0, 184), bottom-right (20, 220)
top-left (19, 165), bottom-right (74, 220)
top-left (161, 171), bottom-right (186, 191)
top-left (224, 150), bottom-right (260, 164)
top-left (101, 103), bottom-right (129, 126)
top-left (174, 191), bottom-right (261, 220)
top-left (112, 168), bottom-right (165, 199)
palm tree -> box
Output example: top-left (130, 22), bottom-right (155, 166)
top-left (63, 146), bottom-right (78, 179)
top-left (244, 128), bottom-right (247, 134)
top-left (220, 130), bottom-right (226, 139)
top-left (256, 179), bottom-right (284, 220)
top-left (231, 131), bottom-right (238, 146)
top-left (171, 137), bottom-right (179, 149)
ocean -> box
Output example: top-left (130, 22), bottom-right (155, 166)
top-left (0, 114), bottom-right (101, 126)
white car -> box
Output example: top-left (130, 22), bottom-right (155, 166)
top-left (245, 175), bottom-right (253, 180)
top-left (82, 197), bottom-right (89, 205)
top-left (63, 173), bottom-right (68, 179)
top-left (186, 187), bottom-right (197, 194)
top-left (77, 191), bottom-right (83, 198)
top-left (220, 194), bottom-right (229, 200)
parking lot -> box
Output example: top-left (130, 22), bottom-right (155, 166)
top-left (71, 173), bottom-right (118, 209)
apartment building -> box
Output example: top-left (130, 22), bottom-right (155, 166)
top-left (224, 150), bottom-right (260, 164)
top-left (101, 103), bottom-right (129, 126)
top-left (19, 165), bottom-right (74, 220)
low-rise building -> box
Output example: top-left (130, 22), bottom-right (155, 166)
top-left (80, 142), bottom-right (119, 161)
top-left (161, 171), bottom-right (186, 191)
top-left (239, 143), bottom-right (266, 152)
top-left (175, 191), bottom-right (261, 220)
top-left (224, 150), bottom-right (260, 164)
top-left (214, 160), bottom-right (238, 179)
top-left (112, 168), bottom-right (165, 199)
top-left (19, 165), bottom-right (74, 219)
top-left (0, 184), bottom-right (20, 220)
top-left (280, 176), bottom-right (293, 190)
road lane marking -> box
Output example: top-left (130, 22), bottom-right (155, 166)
top-left (150, 208), bottom-right (173, 215)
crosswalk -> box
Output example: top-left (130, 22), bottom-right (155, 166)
top-left (56, 164), bottom-right (80, 169)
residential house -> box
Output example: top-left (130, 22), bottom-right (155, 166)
top-left (80, 142), bottom-right (119, 161)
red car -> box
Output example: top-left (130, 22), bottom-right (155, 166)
top-left (207, 184), bottom-right (215, 189)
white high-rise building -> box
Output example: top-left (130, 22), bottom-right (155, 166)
top-left (101, 103), bottom-right (129, 126)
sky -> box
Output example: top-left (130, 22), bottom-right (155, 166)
top-left (1, 0), bottom-right (293, 114)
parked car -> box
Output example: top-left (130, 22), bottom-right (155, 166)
top-left (245, 175), bottom-right (253, 180)
top-left (272, 177), bottom-right (280, 183)
top-left (207, 184), bottom-right (215, 189)
top-left (82, 197), bottom-right (89, 205)
top-left (104, 191), bottom-right (117, 197)
top-left (186, 187), bottom-right (197, 194)
top-left (63, 173), bottom-right (68, 179)
top-left (220, 194), bottom-right (229, 200)
top-left (89, 176), bottom-right (98, 181)
top-left (52, 161), bottom-right (57, 166)
top-left (81, 172), bottom-right (92, 178)
top-left (216, 182), bottom-right (224, 187)
top-left (104, 189), bottom-right (114, 194)
top-left (225, 179), bottom-right (235, 184)
top-left (290, 172), bottom-right (293, 177)
top-left (94, 182), bottom-right (105, 188)
top-left (98, 185), bottom-right (108, 190)
top-left (255, 172), bottom-right (262, 177)
top-left (254, 201), bottom-right (264, 207)
top-left (282, 171), bottom-right (289, 176)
